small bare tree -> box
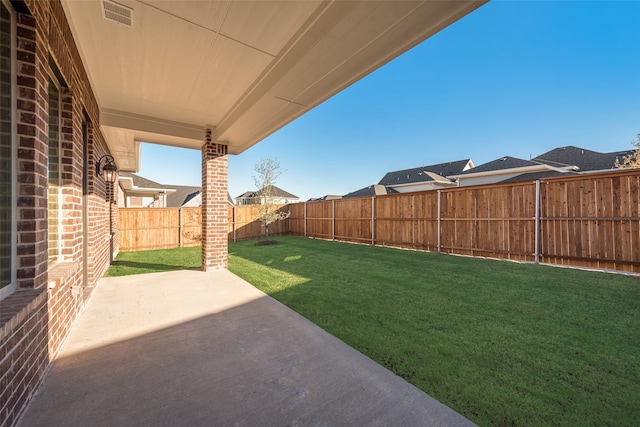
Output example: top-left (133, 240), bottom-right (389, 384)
top-left (253, 158), bottom-right (290, 240)
top-left (615, 134), bottom-right (640, 169)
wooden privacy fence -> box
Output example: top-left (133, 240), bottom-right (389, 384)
top-left (228, 204), bottom-right (289, 241)
top-left (119, 205), bottom-right (289, 251)
top-left (118, 171), bottom-right (640, 273)
top-left (290, 170), bottom-right (640, 273)
top-left (119, 207), bottom-right (202, 251)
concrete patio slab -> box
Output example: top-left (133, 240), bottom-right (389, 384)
top-left (17, 269), bottom-right (475, 427)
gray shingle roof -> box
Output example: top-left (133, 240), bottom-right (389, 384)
top-left (165, 185), bottom-right (201, 208)
top-left (261, 185), bottom-right (298, 198)
top-left (532, 146), bottom-right (634, 172)
top-left (307, 195), bottom-right (342, 202)
top-left (119, 172), bottom-right (167, 189)
top-left (343, 185), bottom-right (397, 199)
top-left (236, 191), bottom-right (255, 199)
top-left (378, 159), bottom-right (471, 185)
top-left (236, 185), bottom-right (298, 200)
top-left (457, 156), bottom-right (538, 175)
top-left (499, 170), bottom-right (577, 183)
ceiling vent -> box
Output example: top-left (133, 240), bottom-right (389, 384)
top-left (102, 0), bottom-right (133, 28)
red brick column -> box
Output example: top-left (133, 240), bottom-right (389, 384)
top-left (201, 129), bottom-right (228, 270)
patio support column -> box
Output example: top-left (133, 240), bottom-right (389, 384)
top-left (201, 128), bottom-right (228, 271)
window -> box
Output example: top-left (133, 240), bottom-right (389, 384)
top-left (0, 0), bottom-right (15, 298)
top-left (47, 75), bottom-right (61, 263)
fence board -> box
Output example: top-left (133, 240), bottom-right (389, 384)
top-left (413, 192), bottom-right (439, 251)
top-left (539, 172), bottom-right (640, 272)
top-left (375, 194), bottom-right (414, 248)
top-left (305, 200), bottom-right (333, 239)
top-left (118, 208), bottom-right (181, 251)
top-left (288, 203), bottom-right (306, 235)
top-left (334, 198), bottom-right (372, 243)
top-left (434, 183), bottom-right (536, 261)
top-left (230, 205), bottom-right (290, 241)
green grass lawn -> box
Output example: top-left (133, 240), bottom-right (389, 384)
top-left (106, 246), bottom-right (201, 276)
top-left (227, 236), bottom-right (640, 427)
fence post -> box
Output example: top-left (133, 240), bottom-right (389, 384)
top-left (534, 180), bottom-right (540, 264)
top-left (179, 207), bottom-right (183, 248)
top-left (437, 190), bottom-right (442, 253)
top-left (371, 196), bottom-right (375, 246)
top-left (411, 194), bottom-right (415, 247)
top-left (332, 199), bottom-right (335, 240)
top-left (304, 202), bottom-right (307, 237)
top-left (233, 205), bottom-right (236, 242)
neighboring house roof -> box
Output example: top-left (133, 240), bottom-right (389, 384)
top-left (499, 170), bottom-right (577, 183)
top-left (236, 191), bottom-right (255, 199)
top-left (378, 159), bottom-right (473, 186)
top-left (165, 185), bottom-right (202, 208)
top-left (343, 184), bottom-right (398, 199)
top-left (449, 155), bottom-right (581, 186)
top-left (166, 188), bottom-right (233, 207)
top-left (307, 195), bottom-right (342, 202)
top-left (456, 156), bottom-right (539, 175)
top-left (532, 146), bottom-right (634, 172)
top-left (120, 172), bottom-right (234, 207)
top-left (259, 185), bottom-right (298, 198)
top-left (118, 172), bottom-right (176, 198)
top-left (119, 172), bottom-right (167, 189)
top-left (450, 146), bottom-right (634, 186)
top-left (236, 185), bottom-right (299, 201)
top-left (340, 146), bottom-right (635, 196)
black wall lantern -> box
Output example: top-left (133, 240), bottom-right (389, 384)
top-left (96, 155), bottom-right (118, 183)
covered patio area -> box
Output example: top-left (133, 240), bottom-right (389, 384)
top-left (1, 1), bottom-right (487, 424)
top-left (17, 270), bottom-right (474, 426)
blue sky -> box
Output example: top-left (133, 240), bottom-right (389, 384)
top-left (136, 0), bottom-right (640, 201)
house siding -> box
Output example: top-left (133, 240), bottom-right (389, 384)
top-left (1, 1), bottom-right (117, 425)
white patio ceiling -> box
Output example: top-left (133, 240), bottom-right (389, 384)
top-left (61, 0), bottom-right (486, 172)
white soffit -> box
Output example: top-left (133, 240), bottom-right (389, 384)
top-left (61, 0), bottom-right (487, 171)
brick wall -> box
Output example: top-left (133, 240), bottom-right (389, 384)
top-left (85, 120), bottom-right (116, 286)
top-left (15, 11), bottom-right (47, 291)
top-left (1, 1), bottom-right (118, 426)
top-left (201, 131), bottom-right (228, 270)
top-left (0, 289), bottom-right (47, 427)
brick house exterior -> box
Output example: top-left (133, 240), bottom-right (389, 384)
top-left (1, 1), bottom-right (118, 425)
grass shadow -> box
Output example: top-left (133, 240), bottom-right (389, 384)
top-left (106, 246), bottom-right (202, 277)
top-left (109, 260), bottom-right (199, 274)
